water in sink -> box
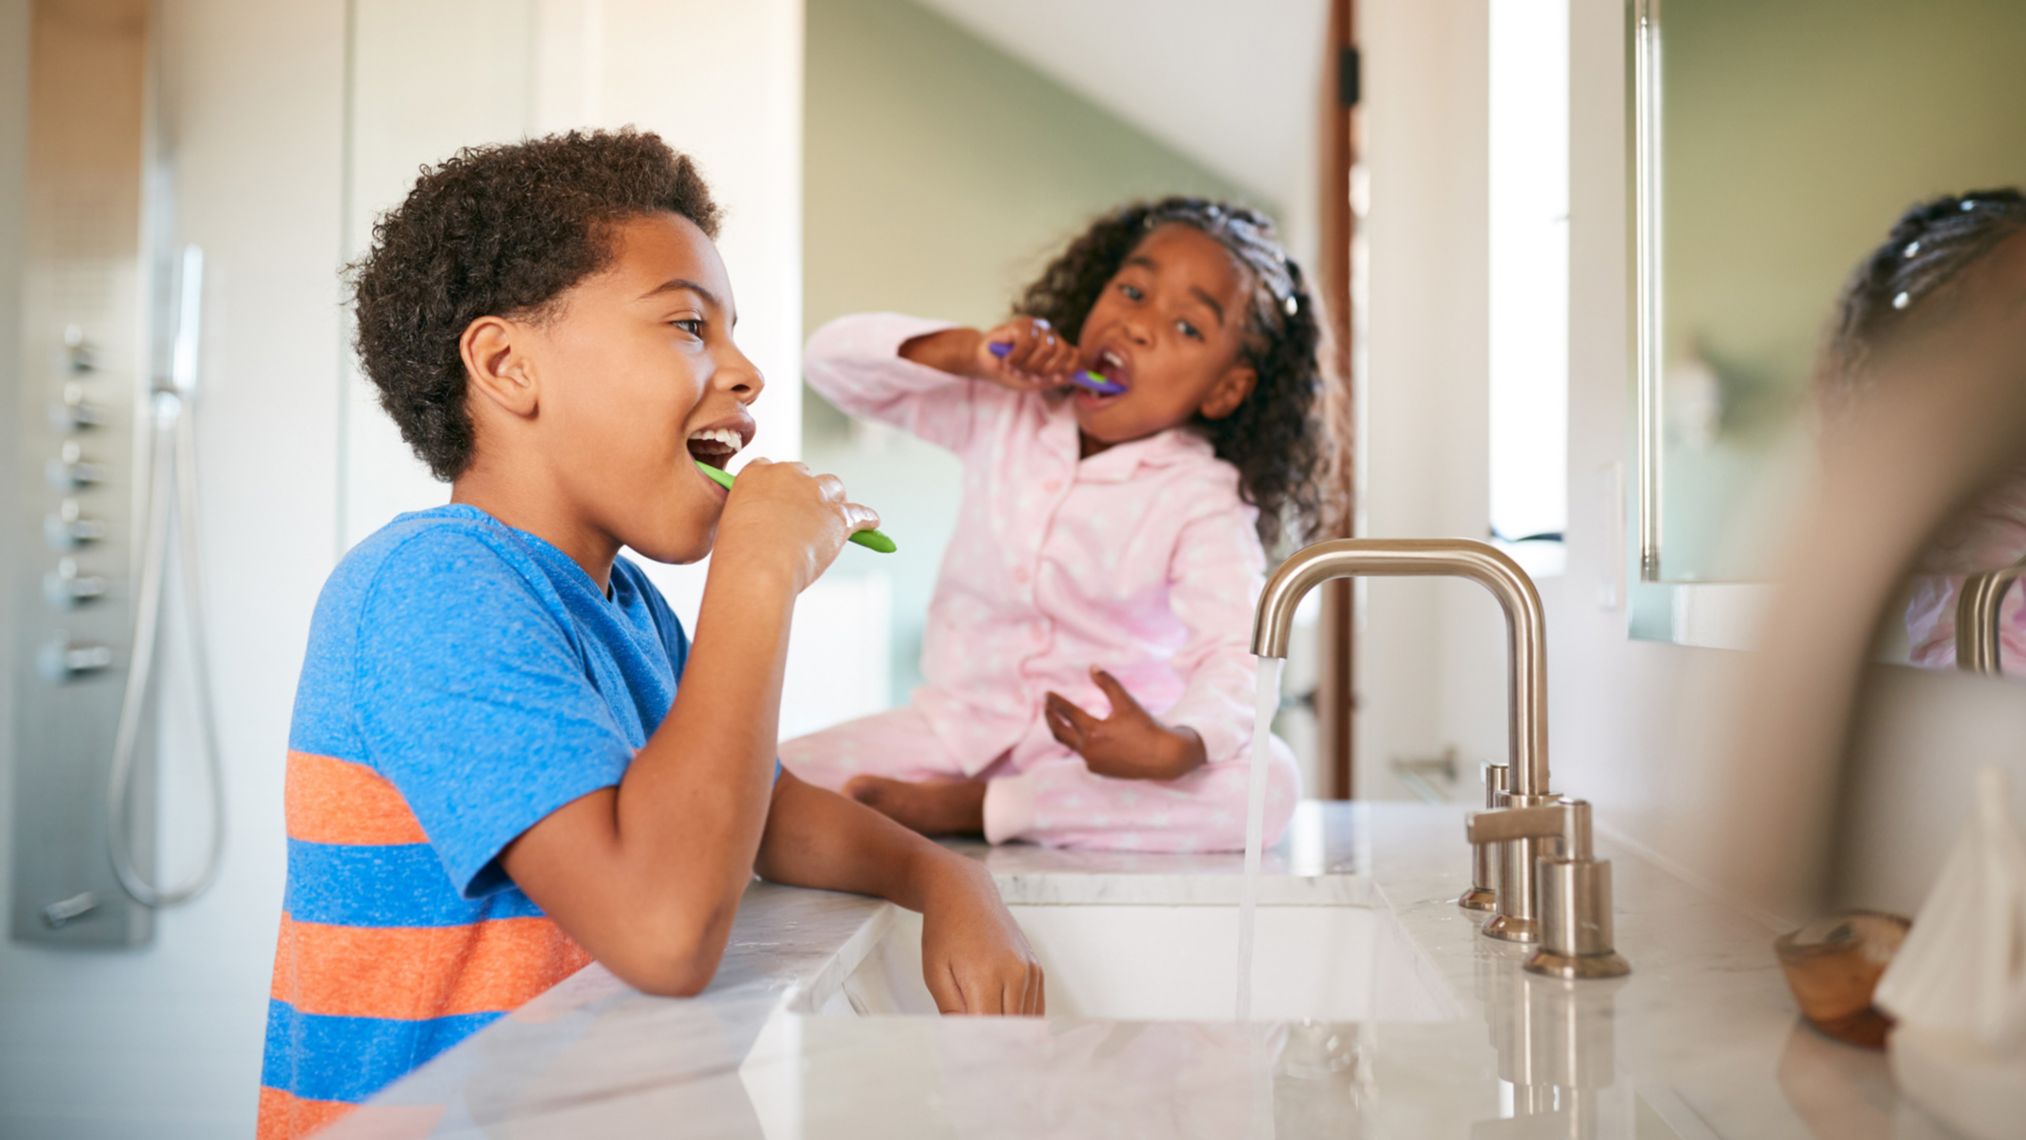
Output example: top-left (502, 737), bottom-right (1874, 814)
top-left (808, 902), bottom-right (1457, 1023)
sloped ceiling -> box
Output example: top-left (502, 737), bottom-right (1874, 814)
top-left (911, 0), bottom-right (1329, 207)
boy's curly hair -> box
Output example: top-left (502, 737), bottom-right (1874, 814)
top-left (1012, 197), bottom-right (1340, 548)
top-left (350, 128), bottom-right (721, 480)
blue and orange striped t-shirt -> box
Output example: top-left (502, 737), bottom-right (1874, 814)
top-left (260, 505), bottom-right (689, 1138)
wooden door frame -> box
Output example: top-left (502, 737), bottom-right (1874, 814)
top-left (1316, 0), bottom-right (1359, 799)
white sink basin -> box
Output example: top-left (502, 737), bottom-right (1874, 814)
top-left (804, 901), bottom-right (1457, 1023)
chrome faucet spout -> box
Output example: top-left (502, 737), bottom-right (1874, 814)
top-left (1254, 536), bottom-right (1620, 971)
top-left (1249, 538), bottom-right (1549, 800)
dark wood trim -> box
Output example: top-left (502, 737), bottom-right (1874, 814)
top-left (1316, 0), bottom-right (1358, 799)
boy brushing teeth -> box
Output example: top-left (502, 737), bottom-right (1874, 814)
top-left (258, 130), bottom-right (1040, 1139)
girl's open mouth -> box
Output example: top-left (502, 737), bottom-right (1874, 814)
top-left (1090, 347), bottom-right (1133, 392)
top-left (1072, 346), bottom-right (1131, 409)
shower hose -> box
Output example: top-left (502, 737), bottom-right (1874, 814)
top-left (104, 383), bottom-right (226, 907)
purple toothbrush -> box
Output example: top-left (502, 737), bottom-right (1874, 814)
top-left (987, 340), bottom-right (1127, 395)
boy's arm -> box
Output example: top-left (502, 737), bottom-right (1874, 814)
top-left (756, 772), bottom-right (1043, 1015)
top-left (500, 568), bottom-right (794, 996)
top-left (500, 462), bottom-right (870, 998)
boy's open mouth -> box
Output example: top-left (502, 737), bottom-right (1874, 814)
top-left (686, 424), bottom-right (748, 470)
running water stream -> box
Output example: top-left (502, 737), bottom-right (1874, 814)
top-left (1233, 656), bottom-right (1285, 1021)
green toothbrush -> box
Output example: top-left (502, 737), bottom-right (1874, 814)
top-left (694, 461), bottom-right (897, 554)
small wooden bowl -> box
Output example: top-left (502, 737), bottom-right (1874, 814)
top-left (1773, 910), bottom-right (1912, 1049)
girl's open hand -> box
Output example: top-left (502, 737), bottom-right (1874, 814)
top-left (1045, 668), bottom-right (1209, 782)
top-left (709, 459), bottom-right (879, 595)
top-left (974, 315), bottom-right (1079, 392)
top-left (916, 852), bottom-right (1044, 1015)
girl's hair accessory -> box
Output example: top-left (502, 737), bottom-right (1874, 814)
top-left (1141, 200), bottom-right (1301, 334)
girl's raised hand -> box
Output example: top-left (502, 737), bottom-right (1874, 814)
top-left (974, 315), bottom-right (1079, 392)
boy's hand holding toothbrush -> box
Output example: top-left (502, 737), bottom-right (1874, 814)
top-left (708, 459), bottom-right (881, 596)
top-left (1045, 668), bottom-right (1209, 782)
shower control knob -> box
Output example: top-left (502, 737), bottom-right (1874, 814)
top-left (41, 892), bottom-right (99, 929)
top-left (37, 635), bottom-right (114, 683)
top-left (62, 324), bottom-right (98, 372)
top-left (44, 559), bottom-right (108, 609)
top-left (49, 383), bottom-right (105, 430)
top-left (46, 441), bottom-right (105, 489)
top-left (44, 500), bottom-right (107, 549)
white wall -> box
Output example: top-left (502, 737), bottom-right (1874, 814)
top-left (0, 2), bottom-right (347, 1137)
top-left (338, 0), bottom-right (537, 546)
top-left (1354, 0), bottom-right (1511, 801)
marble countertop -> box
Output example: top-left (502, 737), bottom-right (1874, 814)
top-left (322, 802), bottom-right (1946, 1139)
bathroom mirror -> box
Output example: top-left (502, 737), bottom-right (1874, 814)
top-left (1628, 0), bottom-right (2026, 665)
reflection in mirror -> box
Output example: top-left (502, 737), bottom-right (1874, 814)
top-left (1629, 0), bottom-right (2026, 662)
top-left (1819, 193), bottom-right (2026, 676)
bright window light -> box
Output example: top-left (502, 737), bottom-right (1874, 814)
top-left (1488, 0), bottom-right (1570, 545)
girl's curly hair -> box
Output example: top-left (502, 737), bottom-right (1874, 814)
top-left (1818, 187), bottom-right (2026, 417)
top-left (1011, 197), bottom-right (1340, 548)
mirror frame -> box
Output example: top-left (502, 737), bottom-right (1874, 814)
top-left (1626, 0), bottom-right (1777, 648)
top-left (1632, 0), bottom-right (1662, 583)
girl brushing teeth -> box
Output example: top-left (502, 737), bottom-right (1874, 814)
top-left (782, 197), bottom-right (1338, 852)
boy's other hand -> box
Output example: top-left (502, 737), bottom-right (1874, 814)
top-left (1045, 668), bottom-right (1208, 782)
top-left (711, 459), bottom-right (879, 595)
top-left (915, 852), bottom-right (1045, 1016)
top-left (972, 315), bottom-right (1078, 392)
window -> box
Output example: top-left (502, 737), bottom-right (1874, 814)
top-left (1487, 0), bottom-right (1570, 550)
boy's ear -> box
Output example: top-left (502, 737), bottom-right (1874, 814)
top-left (1198, 362), bottom-right (1256, 421)
top-left (460, 315), bottom-right (539, 418)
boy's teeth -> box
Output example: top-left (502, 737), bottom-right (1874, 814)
top-left (687, 428), bottom-right (743, 453)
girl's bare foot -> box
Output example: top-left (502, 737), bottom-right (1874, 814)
top-left (845, 775), bottom-right (986, 837)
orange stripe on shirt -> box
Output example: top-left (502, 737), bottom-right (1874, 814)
top-left (285, 750), bottom-right (428, 845)
top-left (271, 912), bottom-right (593, 1021)
top-left (256, 1085), bottom-right (354, 1139)
top-left (257, 1087), bottom-right (444, 1140)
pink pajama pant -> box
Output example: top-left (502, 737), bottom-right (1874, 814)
top-left (779, 705), bottom-right (1300, 853)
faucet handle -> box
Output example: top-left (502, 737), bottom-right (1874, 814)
top-left (1465, 796), bottom-right (1592, 860)
top-left (1530, 847), bottom-right (1632, 980)
top-left (1467, 799), bottom-right (1630, 980)
top-left (1458, 763), bottom-right (1509, 912)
